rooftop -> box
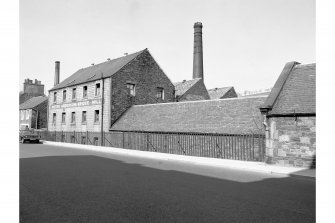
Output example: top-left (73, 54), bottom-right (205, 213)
top-left (50, 49), bottom-right (147, 91)
top-left (111, 96), bottom-right (267, 134)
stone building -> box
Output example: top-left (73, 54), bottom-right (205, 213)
top-left (260, 62), bottom-right (316, 167)
top-left (48, 49), bottom-right (175, 141)
top-left (19, 96), bottom-right (48, 129)
top-left (19, 79), bottom-right (45, 104)
top-left (174, 78), bottom-right (209, 102)
top-left (208, 87), bottom-right (237, 99)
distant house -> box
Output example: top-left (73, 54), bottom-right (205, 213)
top-left (111, 96), bottom-right (266, 134)
top-left (173, 78), bottom-right (209, 102)
top-left (19, 96), bottom-right (48, 130)
top-left (208, 87), bottom-right (237, 99)
top-left (260, 62), bottom-right (316, 167)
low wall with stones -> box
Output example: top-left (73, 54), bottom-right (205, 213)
top-left (265, 116), bottom-right (316, 167)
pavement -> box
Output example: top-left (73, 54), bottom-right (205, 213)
top-left (42, 140), bottom-right (315, 179)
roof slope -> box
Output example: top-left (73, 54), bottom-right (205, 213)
top-left (50, 49), bottom-right (146, 91)
top-left (263, 63), bottom-right (316, 115)
top-left (208, 87), bottom-right (234, 99)
top-left (111, 96), bottom-right (266, 134)
top-left (19, 96), bottom-right (48, 110)
top-left (173, 79), bottom-right (202, 97)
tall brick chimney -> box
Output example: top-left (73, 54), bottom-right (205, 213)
top-left (54, 61), bottom-right (60, 86)
top-left (193, 22), bottom-right (204, 80)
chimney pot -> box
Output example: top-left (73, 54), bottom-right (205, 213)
top-left (183, 80), bottom-right (186, 83)
top-left (91, 63), bottom-right (95, 66)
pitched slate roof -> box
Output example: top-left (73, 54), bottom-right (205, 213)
top-left (173, 78), bottom-right (202, 97)
top-left (208, 87), bottom-right (234, 99)
top-left (241, 91), bottom-right (270, 97)
top-left (111, 96), bottom-right (267, 134)
top-left (50, 49), bottom-right (146, 91)
top-left (262, 62), bottom-right (315, 115)
top-left (19, 96), bottom-right (48, 110)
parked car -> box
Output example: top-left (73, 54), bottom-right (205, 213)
top-left (19, 128), bottom-right (40, 143)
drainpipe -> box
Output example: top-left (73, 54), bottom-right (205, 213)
top-left (101, 73), bottom-right (104, 146)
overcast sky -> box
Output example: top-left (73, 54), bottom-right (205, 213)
top-left (20, 0), bottom-right (315, 94)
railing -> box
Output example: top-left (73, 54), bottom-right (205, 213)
top-left (36, 130), bottom-right (266, 162)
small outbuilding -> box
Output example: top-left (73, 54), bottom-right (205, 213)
top-left (19, 96), bottom-right (48, 130)
top-left (260, 62), bottom-right (316, 167)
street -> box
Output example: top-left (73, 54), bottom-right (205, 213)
top-left (20, 143), bottom-right (315, 223)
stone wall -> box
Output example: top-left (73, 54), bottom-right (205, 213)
top-left (265, 116), bottom-right (316, 167)
top-left (110, 50), bottom-right (175, 125)
top-left (48, 78), bottom-right (111, 132)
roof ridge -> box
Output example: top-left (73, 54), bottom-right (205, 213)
top-left (79, 49), bottom-right (146, 71)
top-left (132, 95), bottom-right (267, 108)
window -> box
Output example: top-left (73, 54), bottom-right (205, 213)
top-left (93, 137), bottom-right (99, 146)
top-left (94, 110), bottom-right (99, 123)
top-left (53, 92), bottom-right (57, 103)
top-left (20, 110), bottom-right (24, 120)
top-left (26, 110), bottom-right (30, 119)
top-left (63, 90), bottom-right (66, 101)
top-left (127, 83), bottom-right (135, 96)
top-left (52, 113), bottom-right (56, 125)
top-left (83, 86), bottom-right (88, 98)
top-left (72, 88), bottom-right (76, 100)
top-left (82, 111), bottom-right (87, 123)
top-left (156, 87), bottom-right (164, 100)
top-left (71, 112), bottom-right (76, 124)
top-left (95, 83), bottom-right (101, 96)
top-left (61, 112), bottom-right (66, 124)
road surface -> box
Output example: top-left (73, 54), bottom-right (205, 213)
top-left (20, 143), bottom-right (315, 223)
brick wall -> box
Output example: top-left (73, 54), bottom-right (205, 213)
top-left (178, 80), bottom-right (209, 102)
top-left (48, 78), bottom-right (111, 132)
top-left (110, 50), bottom-right (175, 125)
top-left (265, 116), bottom-right (316, 167)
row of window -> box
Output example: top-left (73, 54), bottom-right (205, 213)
top-left (52, 110), bottom-right (100, 125)
top-left (126, 83), bottom-right (165, 100)
top-left (20, 110), bottom-right (30, 120)
top-left (53, 83), bottom-right (165, 103)
top-left (53, 83), bottom-right (101, 103)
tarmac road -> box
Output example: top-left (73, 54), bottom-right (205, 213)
top-left (20, 143), bottom-right (315, 223)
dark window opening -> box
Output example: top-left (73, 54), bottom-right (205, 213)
top-left (95, 83), bottom-right (101, 96)
top-left (156, 87), bottom-right (164, 100)
top-left (83, 86), bottom-right (88, 98)
top-left (126, 83), bottom-right (136, 96)
top-left (72, 88), bottom-right (76, 100)
top-left (94, 110), bottom-right (99, 123)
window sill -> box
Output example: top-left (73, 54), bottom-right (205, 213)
top-left (61, 123), bottom-right (66, 125)
top-left (70, 123), bottom-right (76, 126)
top-left (94, 122), bottom-right (100, 125)
top-left (82, 122), bottom-right (87, 125)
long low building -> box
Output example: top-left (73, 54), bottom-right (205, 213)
top-left (111, 96), bottom-right (267, 134)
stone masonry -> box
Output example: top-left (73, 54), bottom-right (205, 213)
top-left (266, 116), bottom-right (316, 167)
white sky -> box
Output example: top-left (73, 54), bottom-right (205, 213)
top-left (20, 0), bottom-right (315, 94)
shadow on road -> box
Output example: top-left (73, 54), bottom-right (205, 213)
top-left (20, 155), bottom-right (315, 223)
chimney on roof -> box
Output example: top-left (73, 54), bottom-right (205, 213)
top-left (54, 61), bottom-right (60, 86)
top-left (193, 22), bottom-right (204, 80)
top-left (183, 80), bottom-right (186, 83)
top-left (107, 58), bottom-right (111, 61)
top-left (124, 53), bottom-right (128, 56)
top-left (91, 63), bottom-right (95, 66)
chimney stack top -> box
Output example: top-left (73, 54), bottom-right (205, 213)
top-left (194, 22), bottom-right (203, 28)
